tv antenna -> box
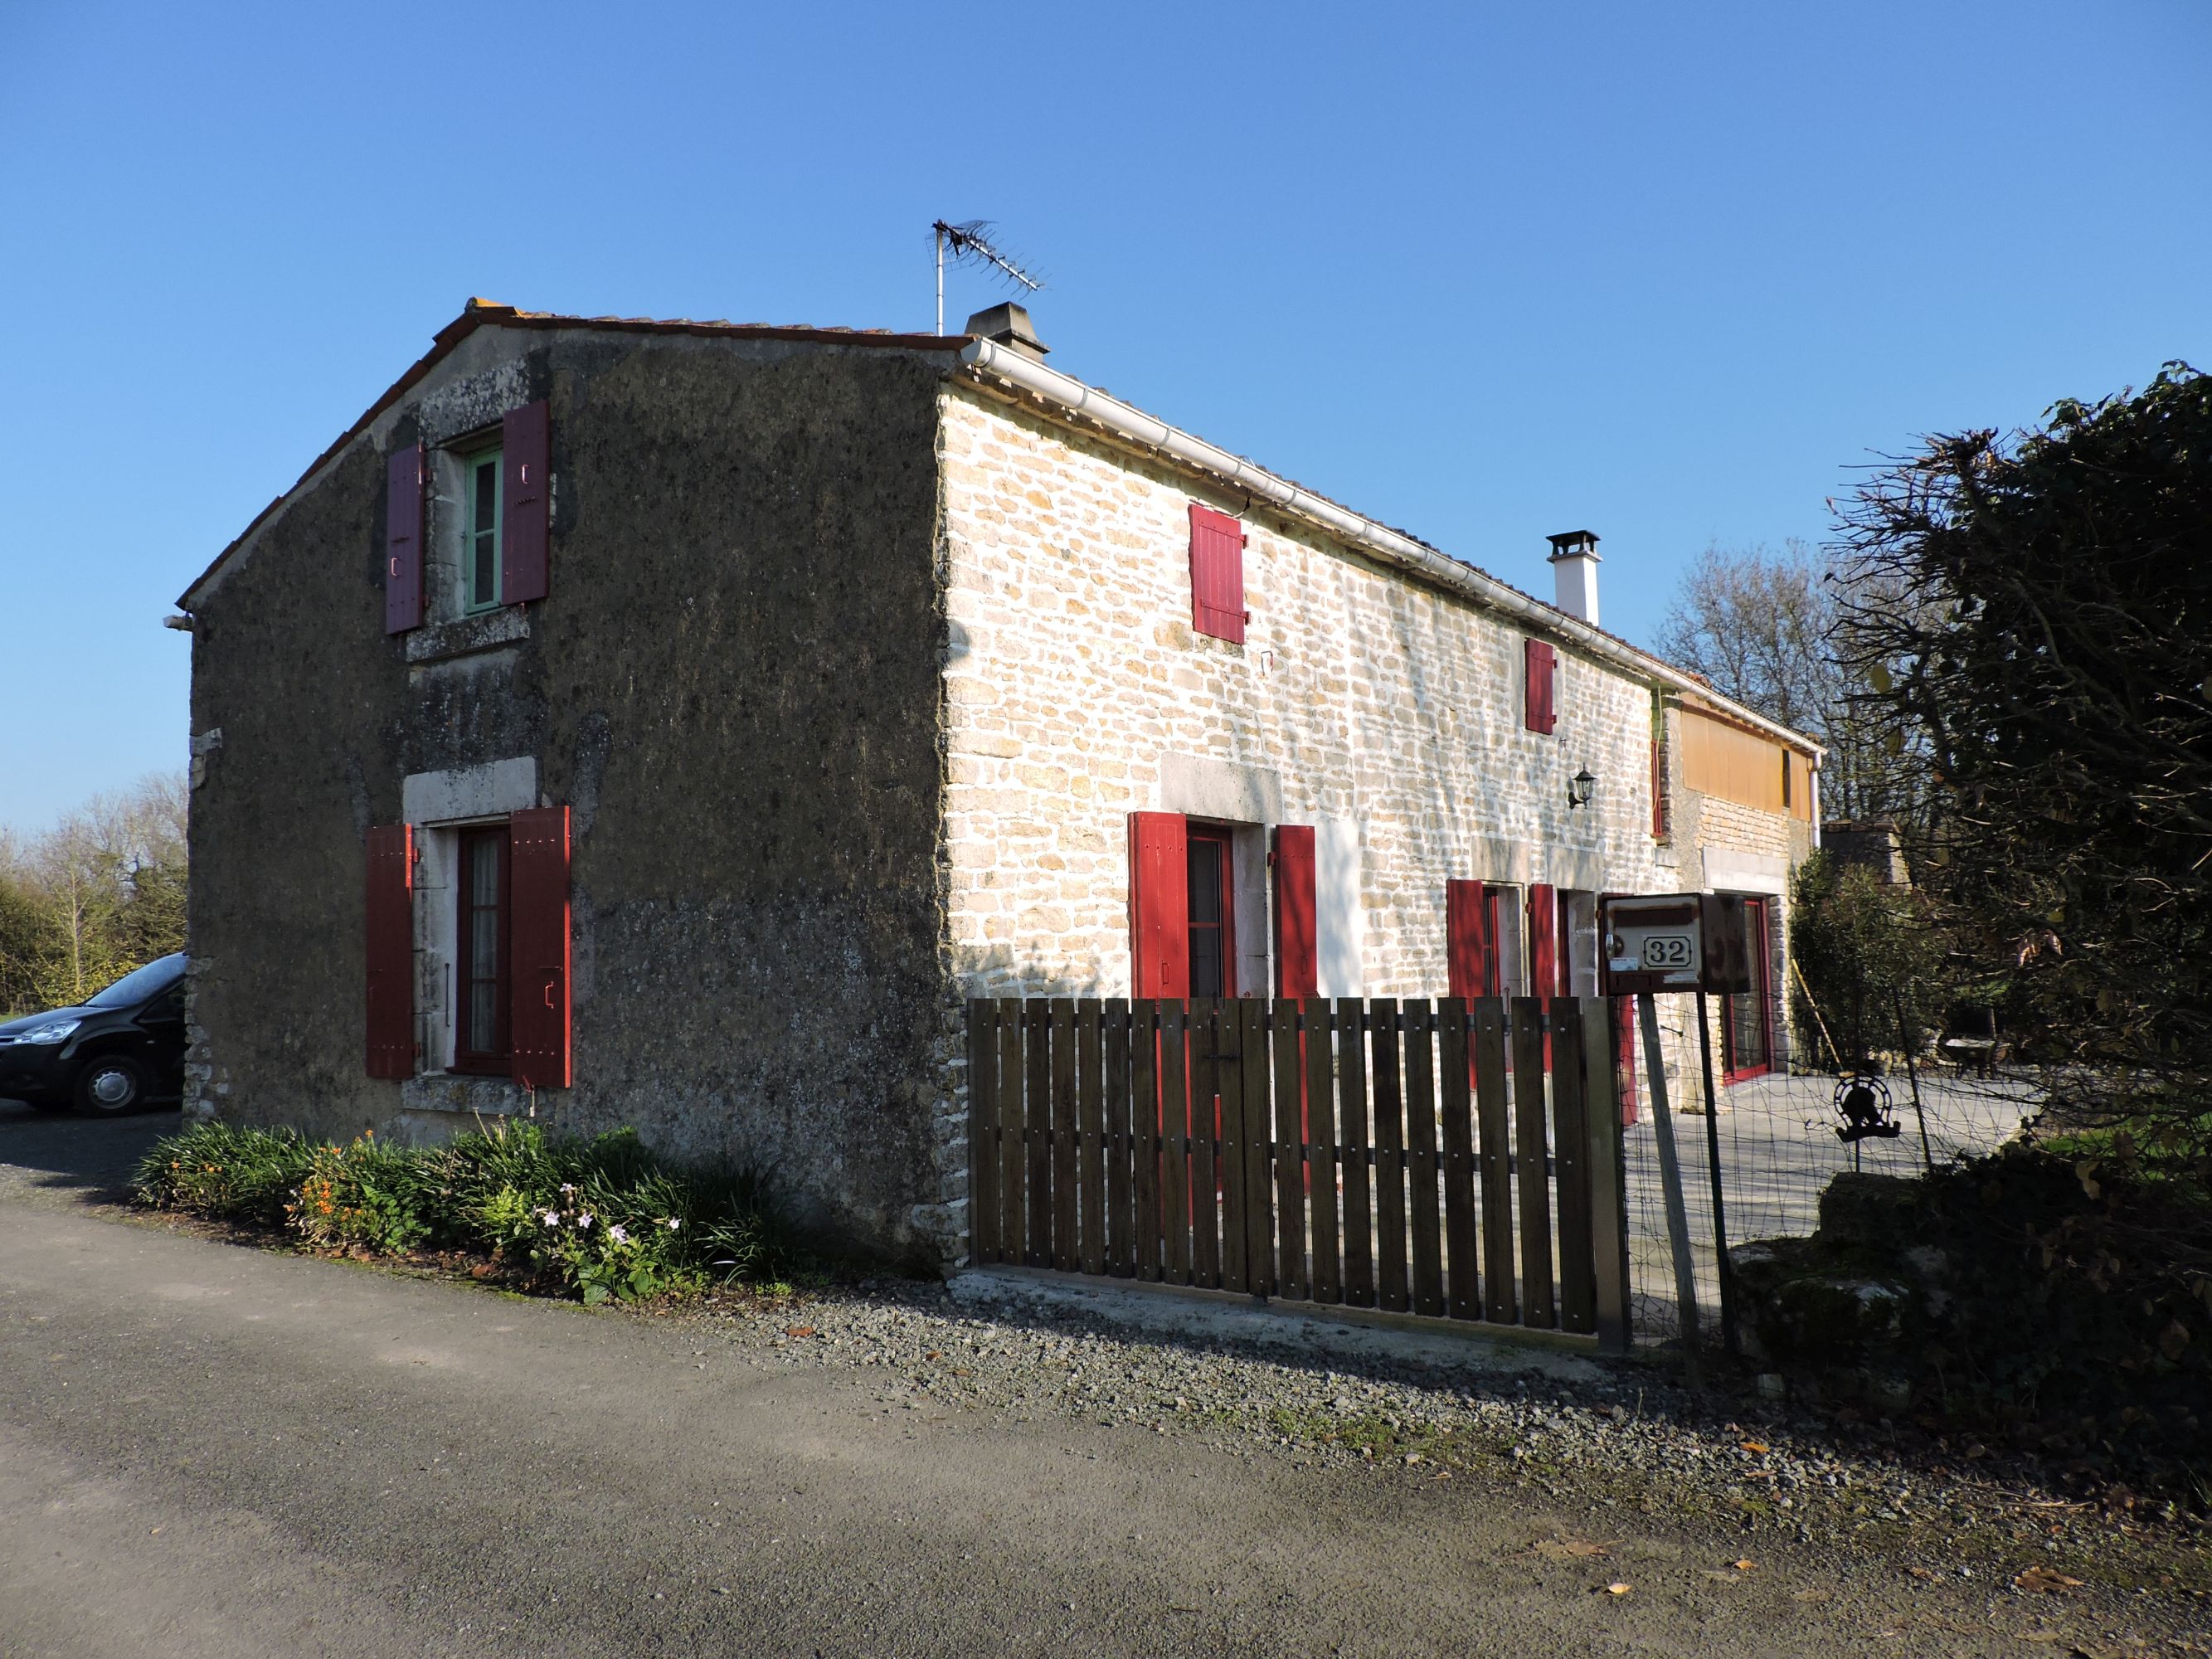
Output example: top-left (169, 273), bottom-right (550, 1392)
top-left (933, 219), bottom-right (1043, 334)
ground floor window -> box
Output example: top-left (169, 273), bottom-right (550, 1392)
top-left (1721, 893), bottom-right (1773, 1081)
top-left (1186, 825), bottom-right (1236, 997)
top-left (455, 825), bottom-right (510, 1071)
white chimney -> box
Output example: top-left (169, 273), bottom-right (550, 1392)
top-left (1546, 529), bottom-right (1601, 627)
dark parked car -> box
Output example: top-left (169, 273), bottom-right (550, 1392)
top-left (0, 953), bottom-right (187, 1115)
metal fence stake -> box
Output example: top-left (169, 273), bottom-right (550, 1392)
top-left (1694, 991), bottom-right (1738, 1360)
top-left (1638, 993), bottom-right (1703, 1383)
top-left (1894, 990), bottom-right (1936, 1174)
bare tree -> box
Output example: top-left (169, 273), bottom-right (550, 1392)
top-left (1655, 540), bottom-right (1930, 827)
top-left (0, 773), bottom-right (188, 1011)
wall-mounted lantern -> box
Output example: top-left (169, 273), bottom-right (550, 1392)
top-left (1568, 766), bottom-right (1597, 810)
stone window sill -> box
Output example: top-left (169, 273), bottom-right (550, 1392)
top-left (399, 1073), bottom-right (530, 1117)
top-left (406, 606), bottom-right (529, 665)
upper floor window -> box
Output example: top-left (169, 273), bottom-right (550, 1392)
top-left (464, 448), bottom-right (503, 612)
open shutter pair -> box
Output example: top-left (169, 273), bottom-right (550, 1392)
top-left (1524, 639), bottom-right (1558, 734)
top-left (1127, 814), bottom-right (1317, 998)
top-left (382, 401), bottom-right (551, 635)
top-left (361, 806), bottom-right (571, 1087)
top-left (1188, 504), bottom-right (1247, 645)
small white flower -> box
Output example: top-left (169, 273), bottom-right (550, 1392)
top-left (537, 1209), bottom-right (558, 1225)
top-left (607, 1224), bottom-right (629, 1244)
top-left (559, 1184), bottom-right (577, 1196)
top-left (665, 1218), bottom-right (681, 1230)
top-left (577, 1211), bottom-right (594, 1228)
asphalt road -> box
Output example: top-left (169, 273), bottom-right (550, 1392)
top-left (0, 1104), bottom-right (2180, 1657)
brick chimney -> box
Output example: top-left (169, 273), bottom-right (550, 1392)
top-left (1546, 530), bottom-right (1601, 627)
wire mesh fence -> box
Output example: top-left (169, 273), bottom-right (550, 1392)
top-left (1620, 995), bottom-right (2046, 1346)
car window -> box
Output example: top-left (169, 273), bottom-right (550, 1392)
top-left (83, 954), bottom-right (186, 1009)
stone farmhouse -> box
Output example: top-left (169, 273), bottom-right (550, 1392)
top-left (175, 298), bottom-right (1820, 1266)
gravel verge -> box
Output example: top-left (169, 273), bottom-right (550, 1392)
top-left (692, 1272), bottom-right (2210, 1623)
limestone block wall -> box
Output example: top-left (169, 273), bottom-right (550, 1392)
top-left (936, 384), bottom-right (1682, 1002)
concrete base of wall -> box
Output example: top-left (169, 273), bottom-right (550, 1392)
top-left (946, 1264), bottom-right (1607, 1382)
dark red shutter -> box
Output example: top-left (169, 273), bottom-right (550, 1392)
top-left (1129, 812), bottom-right (1189, 998)
top-left (1446, 879), bottom-right (1496, 1000)
top-left (1272, 825), bottom-right (1317, 1000)
top-left (508, 805), bottom-right (571, 1088)
top-left (1188, 504), bottom-right (1247, 645)
top-left (1616, 991), bottom-right (1640, 1123)
top-left (1524, 640), bottom-right (1557, 733)
top-left (364, 824), bottom-right (415, 1078)
top-left (1528, 881), bottom-right (1558, 1067)
top-left (502, 400), bottom-right (551, 605)
top-left (384, 445), bottom-right (425, 635)
top-left (1555, 887), bottom-right (1576, 997)
top-left (1528, 883), bottom-right (1558, 996)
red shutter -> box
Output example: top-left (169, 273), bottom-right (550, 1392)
top-left (1616, 991), bottom-right (1640, 1123)
top-left (508, 805), bottom-right (571, 1088)
top-left (502, 400), bottom-right (551, 605)
top-left (1528, 883), bottom-right (1558, 997)
top-left (1446, 879), bottom-right (1495, 999)
top-left (1529, 881), bottom-right (1558, 1067)
top-left (1555, 887), bottom-right (1576, 997)
top-left (364, 824), bottom-right (415, 1078)
top-left (1272, 825), bottom-right (1317, 1000)
top-left (1524, 639), bottom-right (1557, 733)
top-left (1188, 504), bottom-right (1247, 645)
top-left (1129, 812), bottom-right (1189, 998)
top-left (384, 445), bottom-right (425, 635)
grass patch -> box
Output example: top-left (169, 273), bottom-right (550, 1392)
top-left (134, 1119), bottom-right (788, 1304)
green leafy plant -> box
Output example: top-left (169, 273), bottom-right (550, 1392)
top-left (132, 1120), bottom-right (317, 1225)
top-left (131, 1117), bottom-right (789, 1305)
top-left (288, 1132), bottom-right (436, 1254)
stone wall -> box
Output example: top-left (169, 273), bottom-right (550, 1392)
top-left (936, 384), bottom-right (1688, 1003)
top-left (186, 324), bottom-right (952, 1263)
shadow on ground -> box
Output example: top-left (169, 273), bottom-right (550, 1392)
top-left (0, 1098), bottom-right (177, 1204)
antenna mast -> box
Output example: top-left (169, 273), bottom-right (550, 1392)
top-left (932, 219), bottom-right (1043, 333)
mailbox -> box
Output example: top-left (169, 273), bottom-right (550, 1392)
top-left (1599, 893), bottom-right (1753, 996)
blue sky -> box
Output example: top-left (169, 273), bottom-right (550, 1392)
top-left (2, 2), bottom-right (2206, 836)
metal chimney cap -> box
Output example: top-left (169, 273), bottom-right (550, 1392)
top-left (964, 301), bottom-right (1048, 359)
top-left (1546, 529), bottom-right (1601, 562)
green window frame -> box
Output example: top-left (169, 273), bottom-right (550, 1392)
top-left (464, 448), bottom-right (503, 613)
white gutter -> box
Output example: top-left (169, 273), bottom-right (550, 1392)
top-left (958, 337), bottom-right (1824, 760)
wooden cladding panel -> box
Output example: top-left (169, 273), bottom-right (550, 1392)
top-left (962, 998), bottom-right (1628, 1350)
top-left (1679, 705), bottom-right (1814, 819)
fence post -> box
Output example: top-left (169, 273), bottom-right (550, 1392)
top-left (1695, 990), bottom-right (1738, 1359)
top-left (1582, 997), bottom-right (1631, 1355)
top-left (966, 1000), bottom-right (1000, 1266)
top-left (1640, 993), bottom-right (1703, 1382)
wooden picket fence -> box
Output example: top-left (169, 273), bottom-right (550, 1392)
top-left (965, 996), bottom-right (1631, 1348)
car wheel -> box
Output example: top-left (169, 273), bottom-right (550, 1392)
top-left (74, 1055), bottom-right (152, 1117)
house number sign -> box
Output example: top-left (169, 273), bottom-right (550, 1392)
top-left (1598, 893), bottom-right (1753, 997)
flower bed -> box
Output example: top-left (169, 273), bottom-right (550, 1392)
top-left (133, 1119), bottom-right (786, 1304)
